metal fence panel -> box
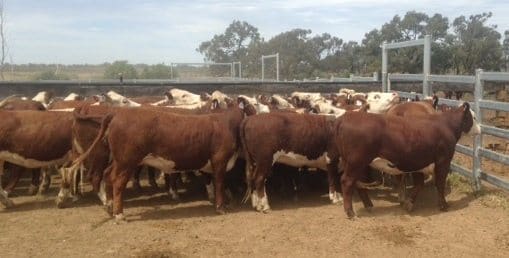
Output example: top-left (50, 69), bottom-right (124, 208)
top-left (389, 73), bottom-right (424, 81)
top-left (427, 75), bottom-right (475, 84)
top-left (481, 125), bottom-right (509, 140)
top-left (385, 38), bottom-right (425, 49)
top-left (479, 100), bottom-right (509, 112)
top-left (455, 144), bottom-right (474, 156)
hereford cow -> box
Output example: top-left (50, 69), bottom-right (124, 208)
top-left (64, 101), bottom-right (254, 220)
top-left (241, 112), bottom-right (341, 212)
top-left (0, 110), bottom-right (73, 207)
top-left (332, 103), bottom-right (480, 218)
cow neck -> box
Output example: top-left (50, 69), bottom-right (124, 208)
top-left (442, 108), bottom-right (466, 141)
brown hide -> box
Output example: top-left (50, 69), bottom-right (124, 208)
top-left (241, 112), bottom-right (338, 210)
top-left (128, 96), bottom-right (165, 104)
top-left (333, 104), bottom-right (476, 218)
top-left (0, 98), bottom-right (46, 111)
top-left (73, 105), bottom-right (250, 217)
top-left (48, 99), bottom-right (95, 110)
top-left (0, 111), bottom-right (73, 162)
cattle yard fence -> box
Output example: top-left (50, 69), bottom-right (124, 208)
top-left (384, 36), bottom-right (509, 192)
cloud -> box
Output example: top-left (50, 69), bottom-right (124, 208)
top-left (3, 0), bottom-right (508, 64)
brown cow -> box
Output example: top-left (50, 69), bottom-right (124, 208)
top-left (331, 103), bottom-right (480, 218)
top-left (66, 102), bottom-right (253, 220)
top-left (0, 96), bottom-right (48, 196)
top-left (241, 112), bottom-right (340, 212)
top-left (0, 110), bottom-right (73, 207)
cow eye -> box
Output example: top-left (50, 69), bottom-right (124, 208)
top-left (122, 99), bottom-right (128, 104)
top-left (374, 95), bottom-right (380, 99)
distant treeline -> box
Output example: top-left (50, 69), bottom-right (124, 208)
top-left (198, 11), bottom-right (509, 80)
top-left (3, 11), bottom-right (508, 81)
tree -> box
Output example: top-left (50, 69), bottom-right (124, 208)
top-left (141, 63), bottom-right (171, 79)
top-left (450, 12), bottom-right (503, 74)
top-left (197, 20), bottom-right (260, 63)
top-left (103, 61), bottom-right (137, 79)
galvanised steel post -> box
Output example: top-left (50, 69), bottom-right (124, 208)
top-left (276, 53), bottom-right (280, 82)
top-left (423, 35), bottom-right (431, 97)
top-left (381, 42), bottom-right (388, 92)
top-left (473, 68), bottom-right (483, 191)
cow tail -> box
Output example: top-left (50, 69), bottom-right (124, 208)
top-left (69, 113), bottom-right (114, 169)
top-left (240, 119), bottom-right (253, 204)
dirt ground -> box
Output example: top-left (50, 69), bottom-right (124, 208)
top-left (0, 173), bottom-right (508, 258)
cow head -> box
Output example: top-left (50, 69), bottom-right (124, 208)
top-left (32, 91), bottom-right (54, 107)
top-left (460, 102), bottom-right (481, 135)
top-left (366, 91), bottom-right (400, 114)
top-left (166, 88), bottom-right (201, 105)
top-left (237, 95), bottom-right (269, 114)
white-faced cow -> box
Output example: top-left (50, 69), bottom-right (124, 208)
top-left (332, 102), bottom-right (480, 219)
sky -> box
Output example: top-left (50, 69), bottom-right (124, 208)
top-left (4, 0), bottom-right (509, 64)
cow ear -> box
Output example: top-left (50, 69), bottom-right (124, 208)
top-left (238, 101), bottom-right (245, 109)
top-left (462, 102), bottom-right (470, 112)
top-left (165, 92), bottom-right (173, 101)
top-left (211, 99), bottom-right (219, 110)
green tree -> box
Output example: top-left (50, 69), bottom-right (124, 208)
top-left (197, 20), bottom-right (260, 63)
top-left (141, 63), bottom-right (171, 79)
top-left (450, 12), bottom-right (502, 74)
top-left (103, 60), bottom-right (137, 79)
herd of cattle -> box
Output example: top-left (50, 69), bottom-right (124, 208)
top-left (0, 87), bottom-right (480, 220)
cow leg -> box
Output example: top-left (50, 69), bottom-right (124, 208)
top-left (3, 165), bottom-right (24, 195)
top-left (131, 166), bottom-right (142, 192)
top-left (103, 165), bottom-right (114, 214)
top-left (341, 164), bottom-right (359, 219)
top-left (327, 160), bottom-right (342, 204)
top-left (165, 173), bottom-right (180, 201)
top-left (148, 167), bottom-right (158, 190)
top-left (38, 168), bottom-right (52, 195)
top-left (110, 164), bottom-right (132, 221)
top-left (0, 161), bottom-right (14, 208)
top-left (394, 174), bottom-right (407, 204)
top-left (434, 163), bottom-right (450, 211)
top-left (201, 172), bottom-right (215, 202)
top-left (403, 172), bottom-right (424, 212)
top-left (252, 163), bottom-right (271, 213)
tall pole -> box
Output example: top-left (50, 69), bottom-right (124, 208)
top-left (276, 53), bottom-right (280, 81)
top-left (261, 57), bottom-right (265, 81)
top-left (170, 63), bottom-right (173, 79)
top-left (381, 42), bottom-right (388, 92)
top-left (423, 35), bottom-right (431, 97)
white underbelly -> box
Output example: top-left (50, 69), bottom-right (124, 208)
top-left (141, 152), bottom-right (239, 174)
top-left (370, 157), bottom-right (434, 175)
top-left (273, 150), bottom-right (329, 171)
top-left (0, 151), bottom-right (69, 169)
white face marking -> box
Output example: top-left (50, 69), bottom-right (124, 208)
top-left (272, 95), bottom-right (294, 109)
top-left (272, 150), bottom-right (329, 170)
top-left (0, 151), bottom-right (69, 168)
top-left (366, 92), bottom-right (399, 114)
top-left (169, 89), bottom-right (201, 105)
top-left (32, 91), bottom-right (51, 106)
top-left (106, 91), bottom-right (141, 107)
top-left (64, 93), bottom-right (80, 101)
top-left (468, 109), bottom-right (481, 135)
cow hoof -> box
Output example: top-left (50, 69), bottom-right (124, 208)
top-left (27, 184), bottom-right (39, 196)
top-left (346, 210), bottom-right (357, 220)
top-left (55, 197), bottom-right (71, 209)
top-left (114, 214), bottom-right (127, 224)
top-left (404, 200), bottom-right (414, 212)
top-left (439, 202), bottom-right (449, 211)
top-left (104, 204), bottom-right (113, 216)
top-left (329, 191), bottom-right (343, 204)
top-left (216, 207), bottom-right (227, 215)
top-left (365, 206), bottom-right (373, 213)
top-left (1, 198), bottom-right (15, 208)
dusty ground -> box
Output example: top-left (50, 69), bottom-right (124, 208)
top-left (0, 174), bottom-right (508, 258)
